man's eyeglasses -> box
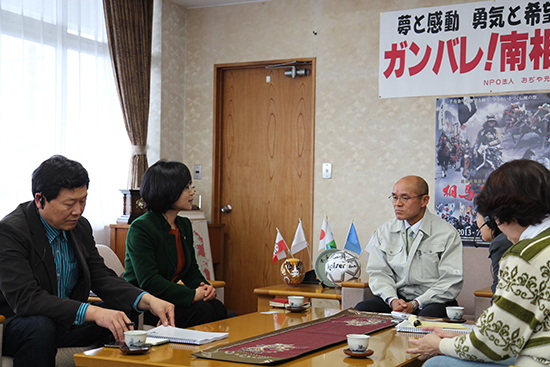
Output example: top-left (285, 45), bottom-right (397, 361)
top-left (388, 194), bottom-right (427, 204)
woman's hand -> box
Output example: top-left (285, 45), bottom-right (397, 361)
top-left (201, 282), bottom-right (216, 301)
top-left (406, 333), bottom-right (443, 360)
top-left (194, 282), bottom-right (216, 302)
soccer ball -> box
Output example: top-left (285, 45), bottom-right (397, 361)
top-left (325, 251), bottom-right (361, 287)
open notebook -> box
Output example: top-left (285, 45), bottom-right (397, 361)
top-left (396, 319), bottom-right (475, 334)
top-left (147, 325), bottom-right (229, 345)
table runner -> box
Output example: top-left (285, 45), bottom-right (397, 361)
top-left (192, 309), bottom-right (394, 364)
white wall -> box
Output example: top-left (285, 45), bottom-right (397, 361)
top-left (153, 0), bottom-right (519, 316)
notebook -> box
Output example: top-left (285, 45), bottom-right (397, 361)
top-left (269, 298), bottom-right (289, 307)
top-left (145, 337), bottom-right (170, 346)
top-left (395, 319), bottom-right (475, 334)
top-left (147, 325), bottom-right (229, 345)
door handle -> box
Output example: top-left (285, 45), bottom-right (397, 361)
top-left (221, 204), bottom-right (232, 213)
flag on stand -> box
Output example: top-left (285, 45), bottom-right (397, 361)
top-left (291, 220), bottom-right (309, 255)
top-left (364, 231), bottom-right (376, 254)
top-left (343, 221), bottom-right (361, 256)
top-left (318, 216), bottom-right (336, 251)
top-left (363, 231), bottom-right (376, 262)
top-left (272, 229), bottom-right (288, 264)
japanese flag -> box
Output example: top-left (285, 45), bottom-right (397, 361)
top-left (291, 220), bottom-right (309, 255)
top-left (318, 216), bottom-right (336, 251)
top-left (272, 229), bottom-right (288, 264)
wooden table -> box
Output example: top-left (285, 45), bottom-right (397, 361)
top-left (254, 283), bottom-right (342, 311)
top-left (74, 308), bottom-right (422, 367)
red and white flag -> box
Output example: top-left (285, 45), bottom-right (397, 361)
top-left (272, 229), bottom-right (288, 264)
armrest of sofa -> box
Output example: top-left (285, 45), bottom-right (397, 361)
top-left (340, 279), bottom-right (372, 309)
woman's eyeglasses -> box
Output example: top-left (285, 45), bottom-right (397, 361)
top-left (472, 215), bottom-right (492, 248)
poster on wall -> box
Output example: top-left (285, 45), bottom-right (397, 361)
top-left (434, 93), bottom-right (550, 246)
top-left (380, 0), bottom-right (550, 98)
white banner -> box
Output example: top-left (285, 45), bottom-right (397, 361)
top-left (379, 0), bottom-right (550, 98)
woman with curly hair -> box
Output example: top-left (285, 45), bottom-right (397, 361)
top-left (407, 159), bottom-right (550, 366)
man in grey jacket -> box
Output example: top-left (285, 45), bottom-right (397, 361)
top-left (355, 176), bottom-right (463, 318)
top-left (0, 155), bottom-right (175, 367)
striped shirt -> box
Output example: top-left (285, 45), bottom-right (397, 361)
top-left (38, 213), bottom-right (88, 325)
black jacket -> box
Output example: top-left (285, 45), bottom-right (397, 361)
top-left (0, 201), bottom-right (143, 332)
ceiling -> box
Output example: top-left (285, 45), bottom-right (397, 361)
top-left (170, 0), bottom-right (272, 9)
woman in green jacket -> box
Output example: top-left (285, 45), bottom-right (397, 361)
top-left (123, 160), bottom-right (227, 327)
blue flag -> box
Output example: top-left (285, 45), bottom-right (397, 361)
top-left (344, 222), bottom-right (361, 256)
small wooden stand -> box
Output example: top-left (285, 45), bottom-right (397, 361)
top-left (117, 189), bottom-right (146, 224)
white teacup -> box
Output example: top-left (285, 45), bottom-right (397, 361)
top-left (124, 330), bottom-right (147, 348)
top-left (287, 296), bottom-right (304, 308)
top-left (446, 306), bottom-right (465, 321)
top-left (347, 334), bottom-right (370, 353)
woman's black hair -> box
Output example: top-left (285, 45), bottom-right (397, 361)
top-left (476, 159), bottom-right (550, 227)
top-left (31, 155), bottom-right (89, 202)
top-left (140, 160), bottom-right (192, 213)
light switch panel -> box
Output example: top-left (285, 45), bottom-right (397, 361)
top-left (194, 164), bottom-right (202, 180)
top-left (322, 163), bottom-right (332, 179)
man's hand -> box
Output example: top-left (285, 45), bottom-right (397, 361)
top-left (391, 299), bottom-right (415, 313)
top-left (406, 333), bottom-right (443, 360)
top-left (85, 305), bottom-right (133, 342)
top-left (391, 298), bottom-right (406, 311)
top-left (138, 293), bottom-right (175, 327)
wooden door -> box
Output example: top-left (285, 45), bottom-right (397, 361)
top-left (213, 59), bottom-right (315, 315)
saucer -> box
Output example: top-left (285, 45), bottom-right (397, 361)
top-left (443, 317), bottom-right (466, 323)
top-left (343, 348), bottom-right (374, 358)
top-left (120, 344), bottom-right (151, 355)
top-left (285, 304), bottom-right (310, 312)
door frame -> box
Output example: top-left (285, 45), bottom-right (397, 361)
top-left (212, 58), bottom-right (316, 231)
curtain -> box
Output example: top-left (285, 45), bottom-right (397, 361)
top-left (103, 0), bottom-right (153, 189)
top-left (0, 0), bottom-right (129, 245)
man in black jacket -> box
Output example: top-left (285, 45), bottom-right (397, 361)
top-left (0, 155), bottom-right (175, 367)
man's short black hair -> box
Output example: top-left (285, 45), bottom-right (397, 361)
top-left (476, 159), bottom-right (550, 227)
top-left (140, 160), bottom-right (192, 213)
top-left (31, 155), bottom-right (90, 201)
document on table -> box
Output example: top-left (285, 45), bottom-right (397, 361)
top-left (395, 319), bottom-right (474, 334)
top-left (147, 325), bottom-right (229, 345)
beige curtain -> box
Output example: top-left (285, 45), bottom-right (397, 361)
top-left (103, 0), bottom-right (153, 189)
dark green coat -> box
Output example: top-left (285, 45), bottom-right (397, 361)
top-left (123, 211), bottom-right (208, 307)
